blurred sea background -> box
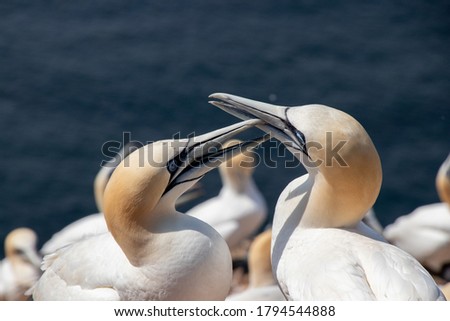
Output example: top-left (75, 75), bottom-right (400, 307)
top-left (0, 0), bottom-right (449, 255)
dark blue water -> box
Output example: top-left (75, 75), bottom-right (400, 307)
top-left (1, 0), bottom-right (449, 254)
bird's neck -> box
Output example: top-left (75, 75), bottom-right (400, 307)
top-left (249, 270), bottom-right (276, 288)
top-left (220, 170), bottom-right (253, 194)
top-left (106, 196), bottom-right (178, 267)
top-left (273, 171), bottom-right (368, 233)
top-left (300, 172), bottom-right (367, 228)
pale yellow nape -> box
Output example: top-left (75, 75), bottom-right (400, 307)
top-left (290, 105), bottom-right (382, 229)
top-left (103, 141), bottom-right (175, 266)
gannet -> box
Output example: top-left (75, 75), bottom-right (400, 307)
top-left (226, 229), bottom-right (285, 301)
top-left (0, 228), bottom-right (41, 300)
top-left (186, 139), bottom-right (268, 251)
top-left (210, 93), bottom-right (445, 300)
top-left (41, 143), bottom-right (202, 255)
top-left (384, 153), bottom-right (450, 280)
top-left (31, 120), bottom-right (267, 300)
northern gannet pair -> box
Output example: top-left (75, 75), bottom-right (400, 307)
top-left (187, 139), bottom-right (268, 251)
top-left (384, 153), bottom-right (450, 281)
top-left (31, 120), bottom-right (268, 300)
top-left (210, 93), bottom-right (445, 300)
top-left (0, 228), bottom-right (41, 300)
top-left (226, 229), bottom-right (285, 301)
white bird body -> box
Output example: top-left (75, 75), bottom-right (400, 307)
top-left (31, 120), bottom-right (265, 300)
top-left (271, 174), bottom-right (440, 300)
top-left (187, 174), bottom-right (267, 251)
top-left (33, 219), bottom-right (229, 300)
top-left (211, 93), bottom-right (445, 301)
top-left (384, 203), bottom-right (450, 268)
top-left (384, 154), bottom-right (450, 276)
top-left (0, 228), bottom-right (41, 300)
top-left (273, 219), bottom-right (441, 300)
top-left (0, 258), bottom-right (38, 300)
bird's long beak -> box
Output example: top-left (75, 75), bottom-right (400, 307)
top-left (209, 93), bottom-right (308, 156)
top-left (164, 119), bottom-right (269, 195)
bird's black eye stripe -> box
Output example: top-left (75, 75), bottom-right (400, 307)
top-left (283, 108), bottom-right (309, 158)
top-left (295, 130), bottom-right (306, 147)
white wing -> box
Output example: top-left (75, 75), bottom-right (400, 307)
top-left (384, 203), bottom-right (450, 261)
top-left (33, 233), bottom-right (142, 300)
top-left (275, 228), bottom-right (445, 300)
top-left (360, 241), bottom-right (446, 300)
top-left (40, 213), bottom-right (108, 255)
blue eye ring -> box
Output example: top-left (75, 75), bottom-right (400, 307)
top-left (167, 160), bottom-right (178, 173)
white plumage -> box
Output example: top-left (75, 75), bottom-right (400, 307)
top-left (0, 228), bottom-right (41, 300)
top-left (31, 120), bottom-right (267, 300)
top-left (187, 139), bottom-right (267, 251)
top-left (384, 153), bottom-right (450, 277)
top-left (211, 93), bottom-right (445, 300)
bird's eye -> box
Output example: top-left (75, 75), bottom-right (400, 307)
top-left (13, 248), bottom-right (25, 257)
top-left (167, 160), bottom-right (178, 173)
top-left (295, 130), bottom-right (306, 146)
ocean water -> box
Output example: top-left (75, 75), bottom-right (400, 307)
top-left (0, 0), bottom-right (449, 254)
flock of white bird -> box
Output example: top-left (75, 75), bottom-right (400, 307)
top-left (1, 93), bottom-right (449, 301)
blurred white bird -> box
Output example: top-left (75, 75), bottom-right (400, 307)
top-left (0, 228), bottom-right (41, 300)
top-left (31, 120), bottom-right (267, 300)
top-left (210, 93), bottom-right (445, 300)
top-left (226, 229), bottom-right (285, 301)
top-left (187, 139), bottom-right (267, 251)
top-left (384, 153), bottom-right (450, 281)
